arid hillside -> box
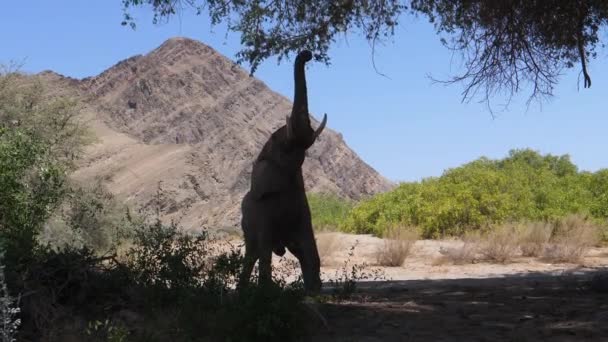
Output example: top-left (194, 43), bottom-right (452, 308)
top-left (40, 37), bottom-right (393, 231)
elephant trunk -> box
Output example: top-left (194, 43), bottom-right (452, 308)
top-left (289, 50), bottom-right (313, 132)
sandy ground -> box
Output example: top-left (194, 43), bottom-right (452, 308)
top-left (314, 232), bottom-right (608, 281)
top-left (220, 232), bottom-right (608, 341)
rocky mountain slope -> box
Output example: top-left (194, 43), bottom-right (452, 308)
top-left (42, 37), bottom-right (393, 231)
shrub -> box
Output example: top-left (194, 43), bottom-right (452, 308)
top-left (375, 225), bottom-right (419, 266)
top-left (342, 149), bottom-right (607, 238)
top-left (308, 193), bottom-right (354, 231)
top-left (543, 214), bottom-right (600, 263)
top-left (13, 215), bottom-right (314, 341)
top-left (327, 241), bottom-right (387, 301)
top-left (478, 224), bottom-right (520, 263)
top-left (436, 231), bottom-right (481, 265)
top-left (85, 319), bottom-right (130, 342)
top-left (62, 180), bottom-right (133, 252)
top-left (518, 221), bottom-right (553, 257)
top-left (0, 70), bottom-right (317, 341)
top-left (125, 219), bottom-right (311, 342)
top-left (38, 179), bottom-right (135, 254)
top-left (0, 126), bottom-right (67, 275)
top-left (0, 69), bottom-right (92, 287)
top-left (124, 218), bottom-right (208, 291)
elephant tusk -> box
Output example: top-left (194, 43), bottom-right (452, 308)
top-left (312, 113), bottom-right (327, 141)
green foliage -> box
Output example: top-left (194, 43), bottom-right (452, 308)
top-left (121, 0), bottom-right (403, 73)
top-left (410, 0), bottom-right (608, 104)
top-left (307, 193), bottom-right (354, 231)
top-left (39, 179), bottom-right (134, 253)
top-left (0, 68), bottom-right (314, 341)
top-left (120, 1), bottom-right (608, 104)
top-left (120, 219), bottom-right (309, 341)
top-left (0, 71), bottom-right (94, 167)
top-left (0, 69), bottom-right (91, 276)
top-left (85, 319), bottom-right (130, 342)
top-left (0, 126), bottom-right (66, 268)
top-left (589, 169), bottom-right (608, 219)
top-left (344, 149), bottom-right (608, 238)
top-left (125, 218), bottom-right (209, 297)
top-left (13, 213), bottom-right (311, 341)
top-left (209, 281), bottom-right (308, 342)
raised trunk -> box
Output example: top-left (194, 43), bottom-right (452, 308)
top-left (290, 51), bottom-right (313, 131)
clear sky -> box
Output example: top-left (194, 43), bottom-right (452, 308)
top-left (2, 1), bottom-right (607, 182)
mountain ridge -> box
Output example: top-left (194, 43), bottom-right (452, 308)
top-left (40, 37), bottom-right (393, 231)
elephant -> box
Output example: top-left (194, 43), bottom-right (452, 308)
top-left (238, 50), bottom-right (327, 295)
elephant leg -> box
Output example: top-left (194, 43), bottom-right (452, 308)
top-left (238, 245), bottom-right (258, 291)
top-left (258, 240), bottom-right (273, 288)
top-left (287, 227), bottom-right (322, 295)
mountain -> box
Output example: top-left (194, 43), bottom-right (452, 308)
top-left (42, 37), bottom-right (393, 231)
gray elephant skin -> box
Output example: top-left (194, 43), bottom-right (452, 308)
top-left (239, 50), bottom-right (327, 295)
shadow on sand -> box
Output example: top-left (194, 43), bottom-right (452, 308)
top-left (313, 267), bottom-right (608, 341)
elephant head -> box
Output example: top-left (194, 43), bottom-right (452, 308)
top-left (239, 50), bottom-right (327, 296)
top-left (248, 50), bottom-right (328, 201)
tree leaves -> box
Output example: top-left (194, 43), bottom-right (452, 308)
top-left (121, 0), bottom-right (608, 107)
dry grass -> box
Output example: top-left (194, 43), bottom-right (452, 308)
top-left (436, 231), bottom-right (480, 265)
top-left (435, 216), bottom-right (602, 266)
top-left (517, 221), bottom-right (553, 257)
top-left (478, 224), bottom-right (520, 263)
top-left (543, 214), bottom-right (600, 263)
top-left (316, 232), bottom-right (340, 266)
top-left (375, 226), bottom-right (419, 267)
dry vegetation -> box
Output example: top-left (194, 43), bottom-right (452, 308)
top-left (433, 215), bottom-right (602, 265)
top-left (435, 231), bottom-right (480, 265)
top-left (478, 224), bottom-right (520, 263)
top-left (543, 215), bottom-right (601, 263)
top-left (518, 221), bottom-right (553, 257)
top-left (316, 232), bottom-right (341, 266)
top-left (375, 226), bottom-right (419, 267)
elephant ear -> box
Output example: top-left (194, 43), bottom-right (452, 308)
top-left (249, 160), bottom-right (290, 200)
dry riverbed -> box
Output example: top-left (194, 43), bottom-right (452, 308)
top-left (221, 232), bottom-right (608, 341)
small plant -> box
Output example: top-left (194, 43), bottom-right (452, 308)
top-left (518, 221), bottom-right (553, 257)
top-left (85, 318), bottom-right (130, 342)
top-left (436, 231), bottom-right (480, 265)
top-left (375, 225), bottom-right (419, 266)
top-left (479, 224), bottom-right (519, 263)
top-left (543, 214), bottom-right (600, 263)
top-left (328, 241), bottom-right (387, 301)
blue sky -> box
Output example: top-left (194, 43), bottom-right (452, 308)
top-left (2, 1), bottom-right (607, 182)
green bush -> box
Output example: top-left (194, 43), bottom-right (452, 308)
top-left (0, 69), bottom-right (91, 283)
top-left (0, 126), bottom-right (66, 269)
top-left (13, 214), bottom-right (311, 341)
top-left (0, 70), bottom-right (315, 341)
top-left (307, 193), bottom-right (354, 231)
top-left (343, 149), bottom-right (608, 238)
top-left (38, 179), bottom-right (135, 253)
